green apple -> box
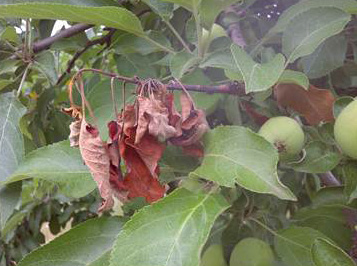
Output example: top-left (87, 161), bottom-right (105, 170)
top-left (200, 244), bottom-right (227, 266)
top-left (334, 100), bottom-right (357, 159)
top-left (258, 116), bottom-right (305, 159)
top-left (230, 238), bottom-right (274, 266)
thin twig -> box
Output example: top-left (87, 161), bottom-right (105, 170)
top-left (56, 29), bottom-right (116, 84)
top-left (73, 68), bottom-right (245, 95)
top-left (319, 171), bottom-right (341, 186)
top-left (17, 63), bottom-right (32, 97)
top-left (32, 23), bottom-right (92, 53)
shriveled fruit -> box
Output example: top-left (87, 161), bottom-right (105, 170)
top-left (200, 244), bottom-right (227, 266)
top-left (229, 238), bottom-right (274, 266)
top-left (258, 116), bottom-right (305, 159)
top-left (334, 100), bottom-right (357, 159)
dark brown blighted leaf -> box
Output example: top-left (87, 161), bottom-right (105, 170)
top-left (120, 127), bottom-right (166, 202)
top-left (274, 84), bottom-right (335, 125)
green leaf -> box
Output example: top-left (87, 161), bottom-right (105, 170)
top-left (0, 93), bottom-right (26, 181)
top-left (270, 0), bottom-right (357, 34)
top-left (312, 238), bottom-right (356, 266)
top-left (6, 140), bottom-right (96, 198)
top-left (300, 34), bottom-right (348, 79)
top-left (333, 96), bottom-right (354, 119)
top-left (0, 79), bottom-right (13, 91)
top-left (231, 44), bottom-right (286, 93)
top-left (33, 51), bottom-right (58, 85)
top-left (170, 50), bottom-right (200, 79)
top-left (190, 126), bottom-right (296, 201)
top-left (294, 205), bottom-right (354, 250)
top-left (114, 53), bottom-right (159, 79)
top-left (0, 2), bottom-right (144, 36)
top-left (200, 0), bottom-right (238, 29)
top-left (0, 183), bottom-right (21, 229)
top-left (282, 7), bottom-right (351, 63)
top-left (200, 49), bottom-right (236, 70)
top-left (114, 31), bottom-right (171, 55)
top-left (289, 141), bottom-right (341, 174)
top-left (142, 0), bottom-right (174, 20)
top-left (18, 217), bottom-right (123, 266)
top-left (0, 0), bottom-right (116, 6)
top-left (109, 188), bottom-right (229, 266)
top-left (277, 70), bottom-right (309, 90)
top-left (340, 162), bottom-right (357, 202)
top-left (275, 226), bottom-right (332, 266)
top-left (161, 0), bottom-right (200, 12)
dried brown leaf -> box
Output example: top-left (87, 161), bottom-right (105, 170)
top-left (274, 84), bottom-right (335, 125)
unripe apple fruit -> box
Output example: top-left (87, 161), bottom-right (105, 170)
top-left (200, 244), bottom-right (227, 266)
top-left (334, 100), bottom-right (357, 159)
top-left (229, 238), bottom-right (274, 266)
top-left (258, 116), bottom-right (305, 159)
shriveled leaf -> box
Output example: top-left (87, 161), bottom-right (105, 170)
top-left (0, 183), bottom-right (21, 230)
top-left (300, 34), bottom-right (348, 79)
top-left (277, 70), bottom-right (309, 90)
top-left (79, 119), bottom-right (125, 211)
top-left (190, 126), bottom-right (296, 201)
top-left (282, 7), bottom-right (350, 63)
top-left (312, 238), bottom-right (356, 266)
top-left (274, 84), bottom-right (335, 125)
top-left (0, 2), bottom-right (144, 36)
top-left (333, 96), bottom-right (354, 119)
top-left (289, 141), bottom-right (341, 174)
top-left (275, 226), bottom-right (332, 266)
top-left (18, 217), bottom-right (123, 266)
top-left (0, 93), bottom-right (26, 181)
top-left (270, 0), bottom-right (357, 34)
top-left (231, 44), bottom-right (285, 93)
top-left (109, 188), bottom-right (229, 266)
top-left (7, 141), bottom-right (96, 198)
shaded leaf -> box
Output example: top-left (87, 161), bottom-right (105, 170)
top-left (312, 238), bottom-right (356, 266)
top-left (109, 188), bottom-right (229, 266)
top-left (161, 0), bottom-right (200, 12)
top-left (289, 141), bottom-right (341, 174)
top-left (274, 84), bottom-right (335, 125)
top-left (200, 49), bottom-right (236, 70)
top-left (270, 0), bottom-right (357, 34)
top-left (300, 34), bottom-right (348, 79)
top-left (0, 93), bottom-right (26, 181)
top-left (200, 0), bottom-right (238, 29)
top-left (0, 2), bottom-right (144, 36)
top-left (190, 126), bottom-right (296, 201)
top-left (142, 0), bottom-right (174, 20)
top-left (333, 96), bottom-right (354, 119)
top-left (170, 50), bottom-right (199, 79)
top-left (0, 182), bottom-right (21, 229)
top-left (231, 44), bottom-right (285, 93)
top-left (340, 162), bottom-right (357, 202)
top-left (275, 226), bottom-right (332, 266)
top-left (7, 140), bottom-right (96, 198)
top-left (18, 217), bottom-right (123, 266)
top-left (114, 31), bottom-right (171, 55)
top-left (33, 50), bottom-right (57, 85)
top-left (277, 70), bottom-right (309, 90)
top-left (282, 7), bottom-right (350, 63)
top-left (294, 205), bottom-right (353, 250)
